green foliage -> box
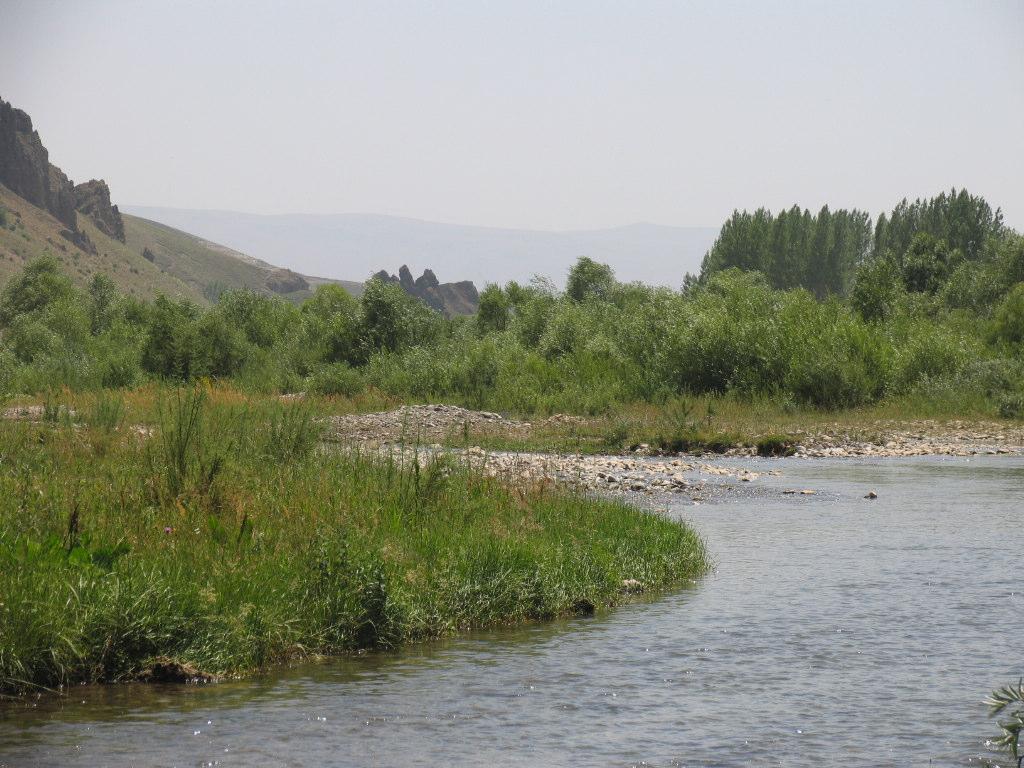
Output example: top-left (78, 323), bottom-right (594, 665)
top-left (0, 256), bottom-right (75, 326)
top-left (997, 393), bottom-right (1024, 420)
top-left (149, 387), bottom-right (229, 499)
top-left (700, 205), bottom-right (872, 296)
top-left (476, 283), bottom-right (511, 332)
top-left (300, 283), bottom-right (361, 365)
top-left (755, 434), bottom-right (797, 456)
top-left (356, 278), bottom-right (441, 362)
top-left (0, 203), bottom-right (1022, 417)
top-left (986, 679), bottom-right (1024, 767)
top-left (566, 257), bottom-right (616, 302)
top-left (307, 362), bottom-right (365, 397)
top-left (88, 274), bottom-right (119, 335)
top-left (938, 259), bottom-right (1004, 313)
top-left (851, 256), bottom-right (903, 321)
top-left (141, 296), bottom-right (202, 379)
top-left (213, 289), bottom-right (298, 349)
top-left (874, 188), bottom-right (1004, 264)
top-left (0, 410), bottom-right (708, 693)
top-left (87, 391), bottom-right (125, 432)
top-left (992, 284), bottom-right (1024, 348)
top-left (897, 232), bottom-right (961, 293)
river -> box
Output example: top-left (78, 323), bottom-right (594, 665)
top-left (1, 455), bottom-right (1021, 767)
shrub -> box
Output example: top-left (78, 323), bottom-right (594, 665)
top-left (992, 283), bottom-right (1024, 348)
top-left (356, 279), bottom-right (442, 362)
top-left (851, 257), bottom-right (903, 321)
top-left (141, 296), bottom-right (202, 379)
top-left (756, 434), bottom-right (798, 456)
top-left (0, 256), bottom-right (75, 326)
top-left (566, 257), bottom-right (616, 302)
top-left (307, 363), bottom-right (365, 397)
top-left (898, 233), bottom-right (960, 293)
top-left (476, 284), bottom-right (511, 333)
top-left (785, 315), bottom-right (883, 409)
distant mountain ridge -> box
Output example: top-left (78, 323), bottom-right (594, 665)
top-left (123, 207), bottom-right (720, 288)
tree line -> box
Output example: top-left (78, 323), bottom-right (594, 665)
top-left (0, 189), bottom-right (1021, 416)
top-left (698, 188), bottom-right (1007, 298)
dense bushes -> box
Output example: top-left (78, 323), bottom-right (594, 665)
top-left (1, 188), bottom-right (1022, 417)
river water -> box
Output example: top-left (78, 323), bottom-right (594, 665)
top-left (1, 455), bottom-right (1022, 767)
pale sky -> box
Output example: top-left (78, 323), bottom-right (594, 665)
top-left (2, 0), bottom-right (1022, 231)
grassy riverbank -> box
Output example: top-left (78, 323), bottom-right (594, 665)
top-left (0, 388), bottom-right (708, 696)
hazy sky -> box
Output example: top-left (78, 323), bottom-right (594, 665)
top-left (2, 0), bottom-right (1022, 231)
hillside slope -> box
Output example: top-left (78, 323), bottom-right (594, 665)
top-left (0, 182), bottom-right (196, 300)
top-left (122, 214), bottom-right (363, 301)
top-left (0, 185), bottom-right (361, 303)
top-left (0, 95), bottom-right (359, 304)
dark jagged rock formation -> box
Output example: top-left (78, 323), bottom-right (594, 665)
top-left (373, 265), bottom-right (479, 316)
top-left (0, 98), bottom-right (77, 230)
top-left (1, 97), bottom-right (124, 248)
top-left (265, 267), bottom-right (309, 294)
top-left (60, 227), bottom-right (96, 255)
top-left (415, 269), bottom-right (439, 289)
top-left (74, 179), bottom-right (125, 242)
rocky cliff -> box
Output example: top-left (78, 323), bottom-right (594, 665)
top-left (73, 179), bottom-right (125, 242)
top-left (1, 97), bottom-right (125, 250)
top-left (373, 265), bottom-right (479, 316)
top-left (0, 96), bottom-right (356, 305)
top-left (265, 267), bottom-right (309, 294)
top-left (0, 98), bottom-right (77, 231)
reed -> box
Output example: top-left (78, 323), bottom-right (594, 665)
top-left (0, 393), bottom-right (708, 695)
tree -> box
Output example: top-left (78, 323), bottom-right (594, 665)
top-left (301, 284), bottom-right (360, 364)
top-left (214, 289), bottom-right (296, 348)
top-left (476, 284), bottom-right (511, 332)
top-left (0, 256), bottom-right (74, 326)
top-left (899, 233), bottom-right (960, 293)
top-left (88, 273), bottom-right (118, 335)
top-left (565, 257), bottom-right (615, 302)
top-left (991, 283), bottom-right (1024, 348)
top-left (355, 278), bottom-right (440, 361)
top-left (141, 296), bottom-right (201, 378)
top-left (851, 257), bottom-right (903, 322)
top-left (874, 188), bottom-right (1004, 263)
top-left (700, 205), bottom-right (871, 296)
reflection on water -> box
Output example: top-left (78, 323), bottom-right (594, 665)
top-left (1, 456), bottom-right (1021, 767)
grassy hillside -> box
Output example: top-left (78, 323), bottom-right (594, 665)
top-left (123, 214), bottom-right (363, 302)
top-left (0, 183), bottom-right (196, 301)
top-left (0, 184), bottom-right (361, 304)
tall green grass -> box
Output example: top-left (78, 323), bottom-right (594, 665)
top-left (0, 393), bottom-right (708, 694)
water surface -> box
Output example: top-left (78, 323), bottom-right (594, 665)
top-left (2, 456), bottom-right (1021, 767)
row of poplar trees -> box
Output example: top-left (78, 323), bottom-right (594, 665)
top-left (699, 189), bottom-right (1006, 297)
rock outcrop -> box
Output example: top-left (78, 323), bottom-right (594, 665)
top-left (73, 179), bottom-right (125, 242)
top-left (1, 97), bottom-right (124, 248)
top-left (265, 267), bottom-right (309, 294)
top-left (0, 98), bottom-right (77, 230)
top-left (373, 265), bottom-right (479, 316)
